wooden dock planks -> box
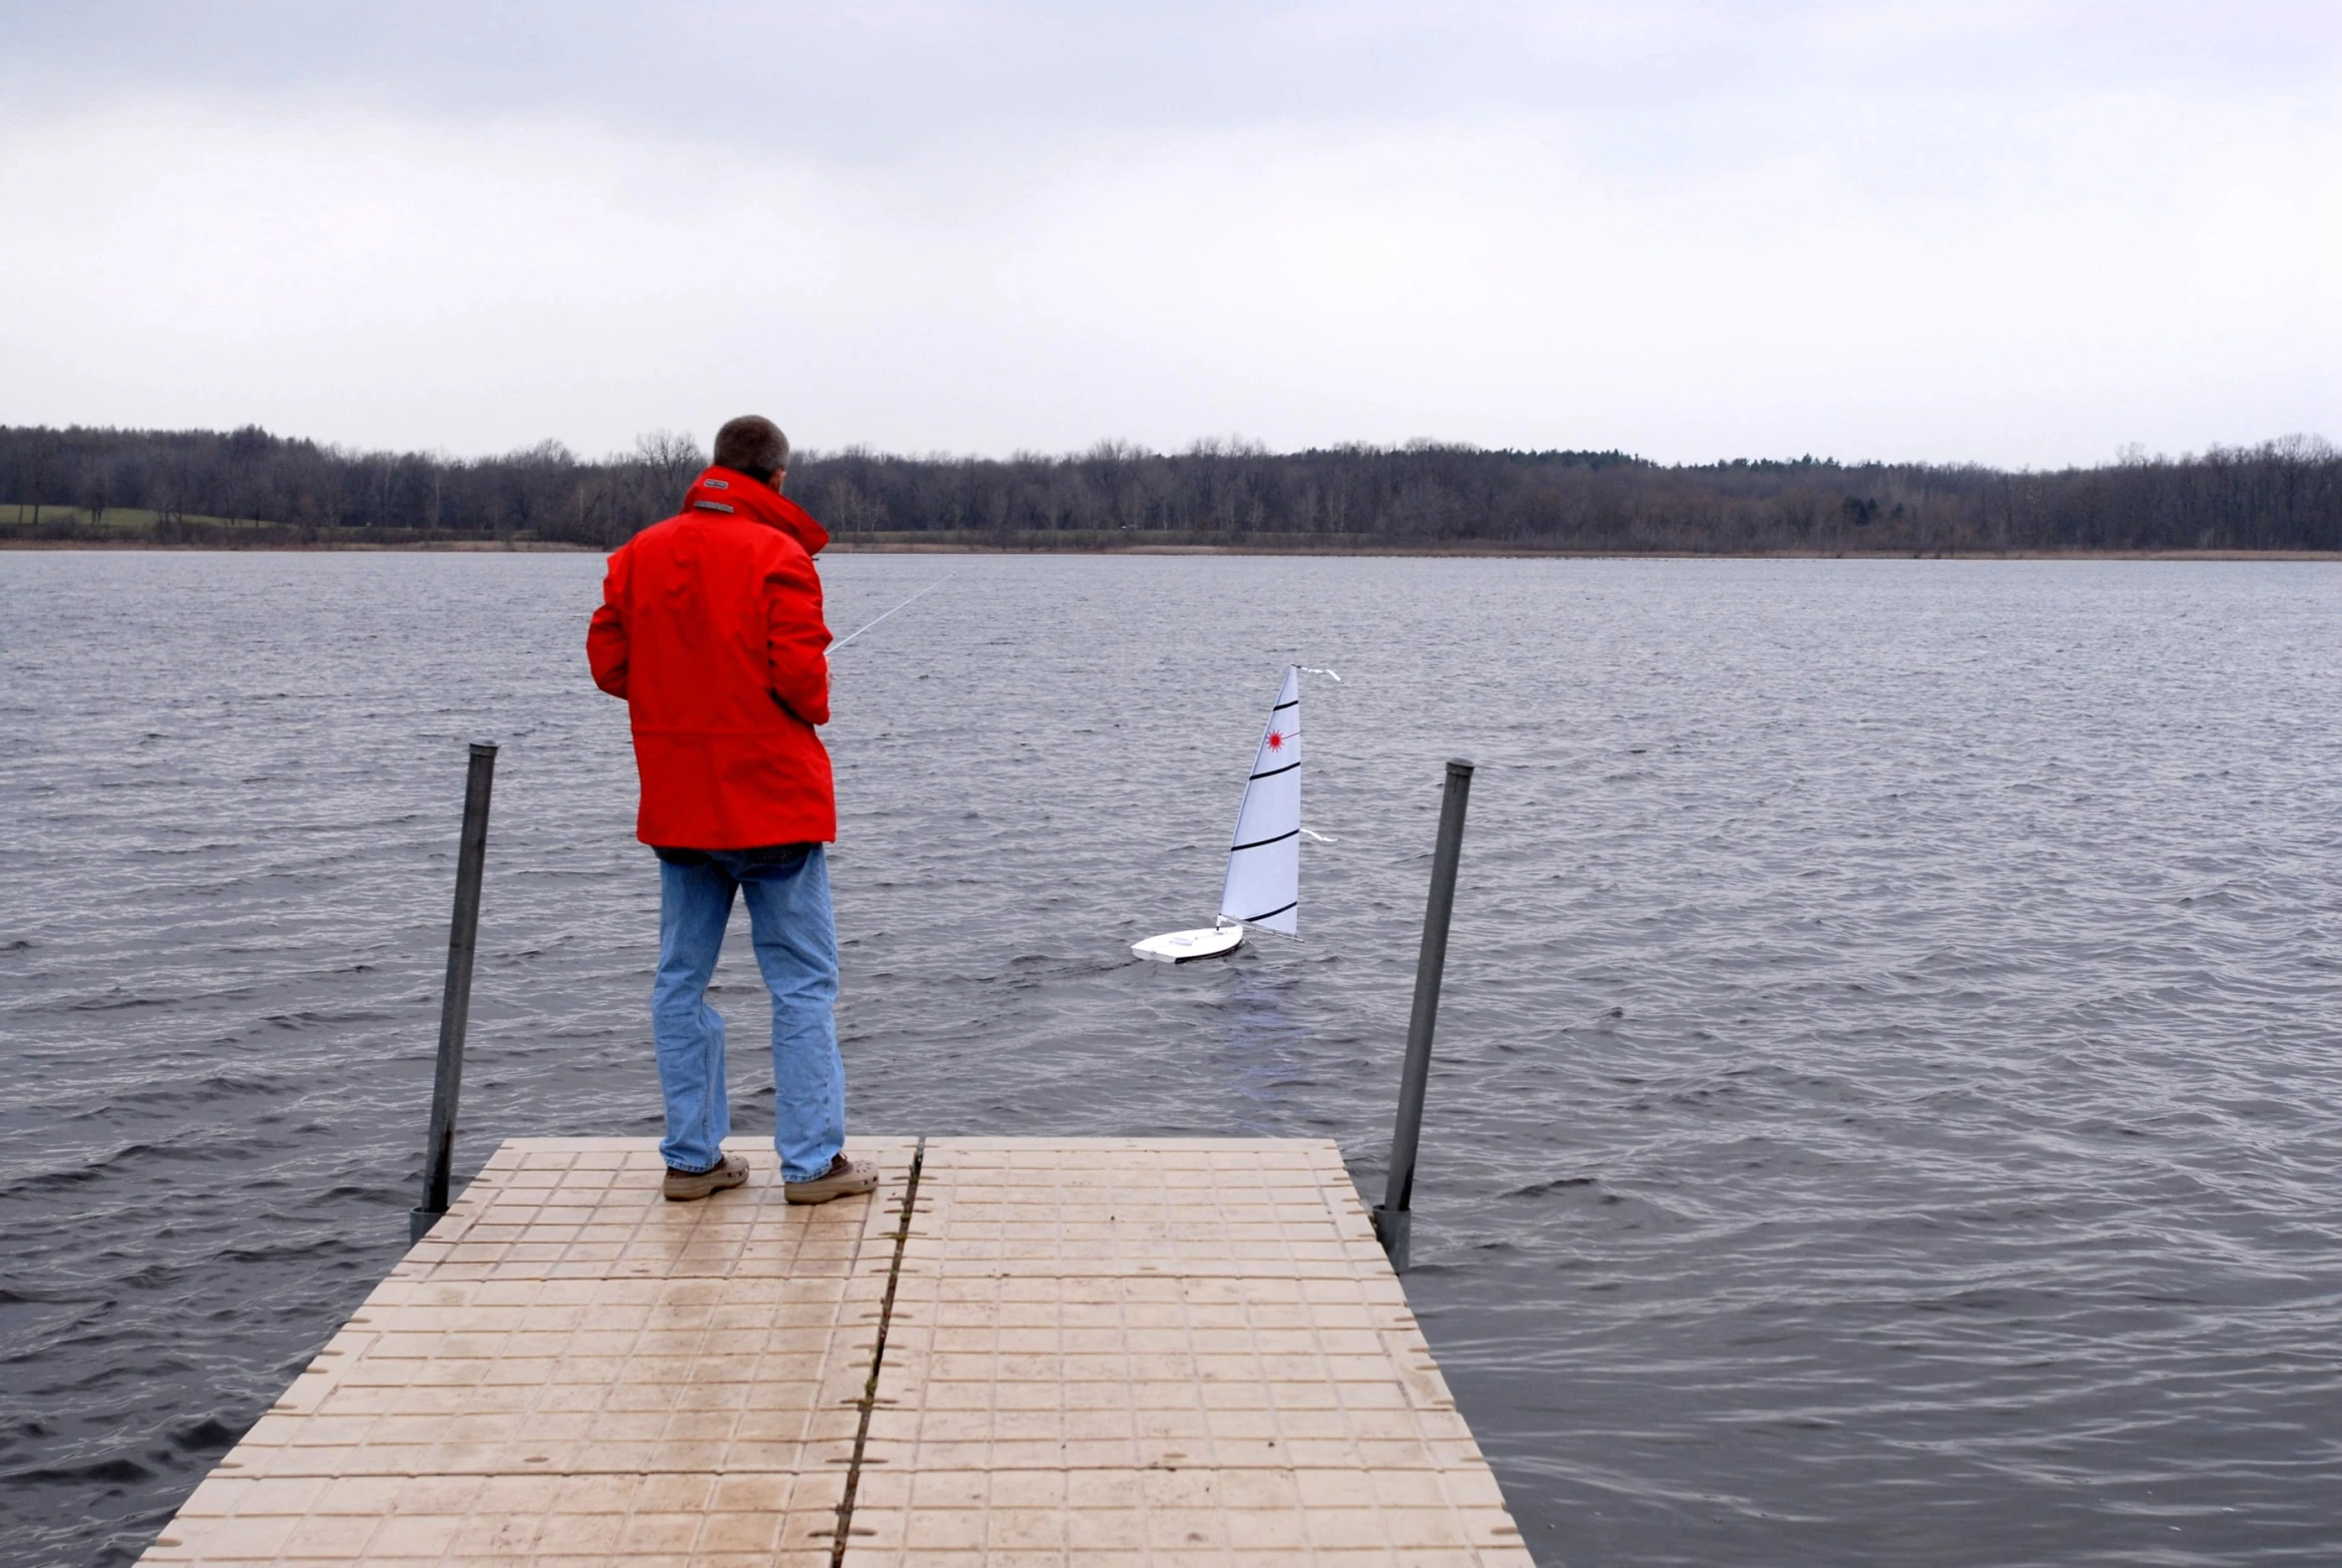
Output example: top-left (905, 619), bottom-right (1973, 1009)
top-left (140, 1137), bottom-right (1531, 1567)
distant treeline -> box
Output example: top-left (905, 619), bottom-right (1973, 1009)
top-left (3, 423), bottom-right (2338, 554)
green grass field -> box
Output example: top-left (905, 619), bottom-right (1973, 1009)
top-left (0, 507), bottom-right (603, 551)
top-left (1, 505), bottom-right (273, 532)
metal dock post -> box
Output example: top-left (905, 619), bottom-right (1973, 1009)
top-left (1373, 756), bottom-right (1474, 1273)
top-left (411, 741), bottom-right (496, 1244)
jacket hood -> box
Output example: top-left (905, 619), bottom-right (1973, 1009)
top-left (681, 466), bottom-right (830, 555)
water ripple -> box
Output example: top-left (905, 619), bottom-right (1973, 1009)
top-left (2, 553), bottom-right (2340, 1565)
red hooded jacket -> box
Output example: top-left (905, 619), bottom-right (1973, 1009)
top-left (587, 466), bottom-right (836, 848)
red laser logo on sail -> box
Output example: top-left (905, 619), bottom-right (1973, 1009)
top-left (1266, 730), bottom-right (1285, 751)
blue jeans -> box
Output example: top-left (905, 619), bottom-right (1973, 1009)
top-left (651, 845), bottom-right (844, 1183)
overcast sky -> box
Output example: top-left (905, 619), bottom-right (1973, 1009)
top-left (0, 1), bottom-right (2333, 466)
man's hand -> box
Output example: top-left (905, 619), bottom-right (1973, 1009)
top-left (764, 554), bottom-right (832, 727)
top-left (587, 582), bottom-right (631, 699)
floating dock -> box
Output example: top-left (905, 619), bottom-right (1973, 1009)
top-left (142, 1137), bottom-right (1530, 1566)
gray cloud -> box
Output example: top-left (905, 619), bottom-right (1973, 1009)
top-left (9, 2), bottom-right (2329, 154)
top-left (1, 1), bottom-right (2334, 463)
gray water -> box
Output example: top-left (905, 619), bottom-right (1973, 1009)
top-left (4, 550), bottom-right (2340, 1567)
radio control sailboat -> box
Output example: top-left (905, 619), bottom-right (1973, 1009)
top-left (1133, 666), bottom-right (1306, 963)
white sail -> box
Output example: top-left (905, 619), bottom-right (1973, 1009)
top-left (1218, 665), bottom-right (1302, 935)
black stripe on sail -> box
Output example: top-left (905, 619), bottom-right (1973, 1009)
top-left (1238, 900), bottom-right (1298, 922)
top-left (1230, 827), bottom-right (1300, 852)
top-left (1271, 700), bottom-right (1298, 712)
top-left (1248, 759), bottom-right (1300, 781)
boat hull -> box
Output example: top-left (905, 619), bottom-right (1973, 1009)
top-left (1132, 924), bottom-right (1246, 963)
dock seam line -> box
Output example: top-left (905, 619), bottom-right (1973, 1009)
top-left (830, 1135), bottom-right (923, 1565)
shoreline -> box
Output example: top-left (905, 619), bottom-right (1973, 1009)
top-left (5, 538), bottom-right (2340, 562)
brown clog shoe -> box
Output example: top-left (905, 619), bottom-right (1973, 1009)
top-left (784, 1154), bottom-right (878, 1206)
top-left (662, 1153), bottom-right (749, 1202)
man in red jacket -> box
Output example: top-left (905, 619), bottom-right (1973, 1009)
top-left (587, 415), bottom-right (878, 1206)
